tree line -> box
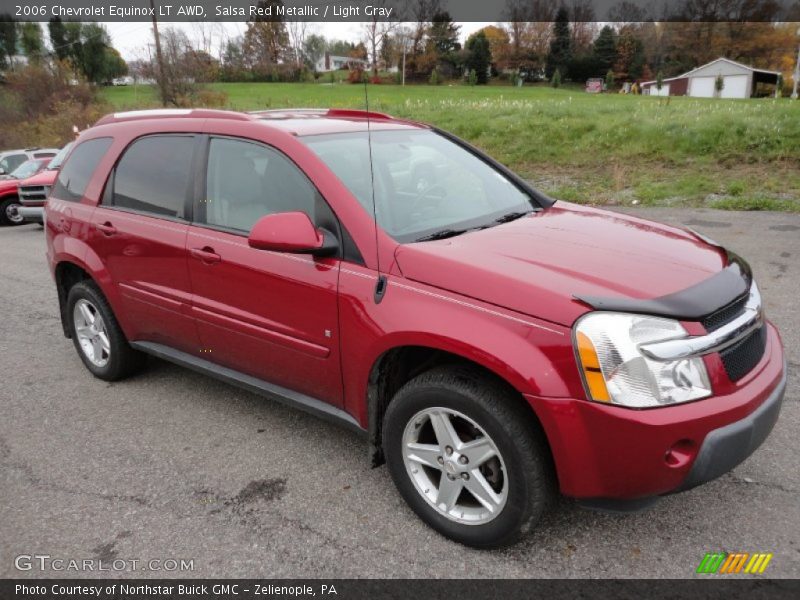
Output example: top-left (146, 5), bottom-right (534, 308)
top-left (0, 17), bottom-right (127, 84)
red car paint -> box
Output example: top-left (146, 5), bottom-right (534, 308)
top-left (0, 158), bottom-right (51, 200)
top-left (45, 109), bottom-right (785, 501)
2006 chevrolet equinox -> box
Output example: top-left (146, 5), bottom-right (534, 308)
top-left (45, 108), bottom-right (786, 548)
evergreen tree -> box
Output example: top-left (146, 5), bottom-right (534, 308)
top-left (465, 31), bottom-right (491, 84)
top-left (429, 11), bottom-right (461, 56)
top-left (546, 7), bottom-right (571, 79)
top-left (551, 68), bottom-right (561, 88)
top-left (593, 25), bottom-right (617, 74)
top-left (0, 15), bottom-right (17, 68)
top-left (48, 17), bottom-right (68, 60)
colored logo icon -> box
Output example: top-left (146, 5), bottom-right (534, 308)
top-left (697, 552), bottom-right (773, 574)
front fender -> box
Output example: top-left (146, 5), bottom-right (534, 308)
top-left (337, 266), bottom-right (581, 429)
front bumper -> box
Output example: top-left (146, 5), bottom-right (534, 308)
top-left (17, 206), bottom-right (43, 224)
top-left (678, 366), bottom-right (784, 491)
top-left (527, 322), bottom-right (785, 500)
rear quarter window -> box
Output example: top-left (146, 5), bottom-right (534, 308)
top-left (52, 138), bottom-right (113, 202)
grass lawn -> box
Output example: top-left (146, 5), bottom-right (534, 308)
top-left (101, 82), bottom-right (800, 212)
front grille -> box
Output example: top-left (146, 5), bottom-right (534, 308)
top-left (18, 185), bottom-right (49, 205)
top-left (719, 323), bottom-right (768, 382)
top-left (702, 293), bottom-right (749, 332)
top-left (700, 286), bottom-right (766, 382)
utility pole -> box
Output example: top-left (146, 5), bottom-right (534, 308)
top-left (150, 0), bottom-right (168, 106)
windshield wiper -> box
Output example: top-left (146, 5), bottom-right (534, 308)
top-left (414, 228), bottom-right (470, 242)
top-left (493, 210), bottom-right (532, 224)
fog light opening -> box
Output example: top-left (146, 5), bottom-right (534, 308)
top-left (665, 439), bottom-right (697, 468)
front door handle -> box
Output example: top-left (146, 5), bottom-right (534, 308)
top-left (95, 221), bottom-right (117, 236)
top-left (190, 247), bottom-right (221, 264)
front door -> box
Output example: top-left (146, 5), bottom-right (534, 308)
top-left (186, 136), bottom-right (343, 406)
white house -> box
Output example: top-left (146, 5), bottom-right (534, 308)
top-left (641, 58), bottom-right (781, 99)
top-left (314, 52), bottom-right (368, 73)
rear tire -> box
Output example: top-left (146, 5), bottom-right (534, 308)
top-left (0, 197), bottom-right (24, 226)
top-left (383, 366), bottom-right (554, 548)
top-left (67, 281), bottom-right (147, 381)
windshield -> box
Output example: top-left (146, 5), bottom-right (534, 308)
top-left (47, 143), bottom-right (74, 170)
top-left (302, 130), bottom-right (535, 242)
top-left (10, 159), bottom-right (44, 180)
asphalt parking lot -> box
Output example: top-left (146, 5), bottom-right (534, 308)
top-left (1, 207), bottom-right (798, 579)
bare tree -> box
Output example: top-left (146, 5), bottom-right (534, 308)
top-left (286, 20), bottom-right (310, 69)
top-left (362, 1), bottom-right (399, 77)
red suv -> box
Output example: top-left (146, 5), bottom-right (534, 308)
top-left (45, 109), bottom-right (785, 548)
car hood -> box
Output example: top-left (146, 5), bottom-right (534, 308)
top-left (0, 178), bottom-right (20, 194)
top-left (394, 202), bottom-right (729, 327)
top-left (19, 169), bottom-right (57, 187)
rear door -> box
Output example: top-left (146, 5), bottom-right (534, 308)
top-left (89, 134), bottom-right (200, 353)
top-left (186, 135), bottom-right (343, 406)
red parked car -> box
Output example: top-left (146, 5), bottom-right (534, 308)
top-left (45, 109), bottom-right (785, 548)
top-left (16, 143), bottom-right (74, 225)
top-left (0, 157), bottom-right (52, 226)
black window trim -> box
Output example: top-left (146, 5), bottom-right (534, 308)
top-left (100, 133), bottom-right (201, 223)
top-left (53, 136), bottom-right (115, 203)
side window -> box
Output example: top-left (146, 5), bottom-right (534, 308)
top-left (52, 138), bottom-right (113, 202)
top-left (203, 137), bottom-right (318, 232)
top-left (1, 153), bottom-right (27, 173)
top-left (112, 136), bottom-right (194, 219)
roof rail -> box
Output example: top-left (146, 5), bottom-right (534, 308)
top-left (250, 108), bottom-right (328, 116)
top-left (250, 108), bottom-right (394, 121)
top-left (95, 108), bottom-right (253, 127)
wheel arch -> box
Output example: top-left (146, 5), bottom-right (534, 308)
top-left (54, 260), bottom-right (94, 338)
top-left (54, 250), bottom-right (122, 339)
top-left (365, 343), bottom-right (555, 480)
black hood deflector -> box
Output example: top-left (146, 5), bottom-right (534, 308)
top-left (574, 252), bottom-right (752, 321)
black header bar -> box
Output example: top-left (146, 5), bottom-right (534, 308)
top-left (1, 0), bottom-right (799, 22)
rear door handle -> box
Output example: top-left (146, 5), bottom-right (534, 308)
top-left (190, 247), bottom-right (221, 264)
top-left (94, 221), bottom-right (117, 236)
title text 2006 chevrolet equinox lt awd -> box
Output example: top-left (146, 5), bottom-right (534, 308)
top-left (45, 108), bottom-right (786, 548)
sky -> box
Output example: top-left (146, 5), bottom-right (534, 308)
top-left (104, 21), bottom-right (494, 61)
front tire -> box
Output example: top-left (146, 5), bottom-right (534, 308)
top-left (67, 281), bottom-right (147, 381)
top-left (383, 367), bottom-right (554, 548)
top-left (0, 197), bottom-right (24, 226)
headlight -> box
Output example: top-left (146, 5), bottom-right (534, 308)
top-left (574, 312), bottom-right (712, 408)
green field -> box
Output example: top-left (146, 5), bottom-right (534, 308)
top-left (102, 82), bottom-right (800, 211)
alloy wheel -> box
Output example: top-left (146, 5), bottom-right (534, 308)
top-left (73, 299), bottom-right (111, 368)
top-left (402, 407), bottom-right (508, 525)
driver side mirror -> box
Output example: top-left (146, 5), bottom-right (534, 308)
top-left (248, 212), bottom-right (338, 257)
top-left (0, 169), bottom-right (6, 176)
